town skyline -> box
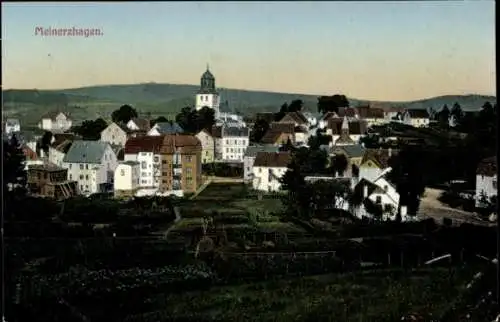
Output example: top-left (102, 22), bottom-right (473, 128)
top-left (2, 1), bottom-right (496, 101)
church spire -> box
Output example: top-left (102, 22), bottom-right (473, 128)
top-left (206, 63), bottom-right (210, 71)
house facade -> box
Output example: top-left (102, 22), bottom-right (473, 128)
top-left (195, 129), bottom-right (215, 163)
top-left (220, 126), bottom-right (250, 162)
top-left (358, 148), bottom-right (397, 183)
top-left (63, 140), bottom-right (118, 195)
top-left (114, 161), bottom-right (140, 198)
top-left (48, 140), bottom-right (73, 167)
top-left (327, 118), bottom-right (367, 146)
top-left (252, 151), bottom-right (292, 192)
top-left (123, 136), bottom-right (164, 189)
top-left (100, 122), bottom-right (129, 147)
top-left (475, 156), bottom-right (497, 208)
top-left (243, 145), bottom-right (280, 181)
top-left (157, 134), bottom-right (203, 196)
top-left (27, 164), bottom-right (78, 199)
top-left (261, 122), bottom-right (295, 146)
top-left (38, 112), bottom-right (72, 132)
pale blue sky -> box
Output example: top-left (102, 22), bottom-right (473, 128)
top-left (2, 1), bottom-right (496, 101)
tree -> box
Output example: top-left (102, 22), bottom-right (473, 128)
top-left (437, 104), bottom-right (450, 128)
top-left (40, 131), bottom-right (53, 154)
top-left (450, 102), bottom-right (464, 126)
top-left (307, 130), bottom-right (331, 150)
top-left (250, 119), bottom-right (270, 143)
top-left (288, 99), bottom-right (304, 112)
top-left (387, 146), bottom-right (426, 216)
top-left (3, 134), bottom-right (27, 204)
top-left (274, 102), bottom-right (289, 122)
top-left (71, 118), bottom-right (108, 140)
top-left (317, 95), bottom-right (349, 115)
top-left (175, 106), bottom-right (215, 134)
top-left (111, 104), bottom-right (138, 124)
top-left (330, 154), bottom-right (348, 177)
top-left (150, 116), bottom-right (168, 127)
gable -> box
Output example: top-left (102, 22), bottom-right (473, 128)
top-left (360, 159), bottom-right (380, 169)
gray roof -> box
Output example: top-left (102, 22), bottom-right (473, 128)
top-left (222, 126), bottom-right (249, 137)
top-left (153, 122), bottom-right (184, 134)
top-left (244, 145), bottom-right (280, 157)
top-left (6, 118), bottom-right (20, 126)
top-left (335, 144), bottom-right (366, 158)
top-left (63, 140), bottom-right (110, 163)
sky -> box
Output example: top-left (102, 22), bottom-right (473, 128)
top-left (1, 1), bottom-right (496, 101)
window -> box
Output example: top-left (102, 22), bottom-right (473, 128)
top-left (186, 156), bottom-right (192, 162)
top-left (69, 174), bottom-right (72, 180)
top-left (154, 156), bottom-right (160, 163)
top-left (141, 172), bottom-right (147, 177)
top-left (141, 161), bottom-right (147, 169)
top-left (85, 175), bottom-right (89, 180)
top-left (226, 140), bottom-right (229, 144)
top-left (80, 164), bottom-right (84, 170)
top-left (162, 160), bottom-right (167, 164)
top-left (384, 185), bottom-right (388, 192)
top-left (69, 164), bottom-right (72, 169)
top-left (85, 164), bottom-right (89, 170)
top-left (375, 196), bottom-right (382, 204)
top-left (80, 175), bottom-right (84, 180)
top-left (493, 180), bottom-right (497, 189)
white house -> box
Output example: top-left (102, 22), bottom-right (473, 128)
top-left (243, 145), bottom-right (280, 181)
top-left (62, 140), bottom-right (118, 195)
top-left (302, 112), bottom-right (319, 128)
top-left (100, 122), bottom-right (129, 147)
top-left (147, 122), bottom-right (184, 136)
top-left (252, 151), bottom-right (292, 192)
top-left (475, 156), bottom-right (497, 208)
top-left (126, 118), bottom-right (151, 132)
top-left (123, 135), bottom-right (164, 190)
top-left (38, 112), bottom-right (72, 132)
top-left (4, 119), bottom-right (20, 134)
top-left (114, 161), bottom-right (140, 197)
top-left (358, 148), bottom-right (397, 183)
top-left (48, 140), bottom-right (73, 167)
top-left (396, 109), bottom-right (430, 127)
top-left (220, 126), bottom-right (250, 162)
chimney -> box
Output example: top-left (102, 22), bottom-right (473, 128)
top-left (363, 185), bottom-right (368, 198)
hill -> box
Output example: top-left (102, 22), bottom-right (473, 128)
top-left (2, 84), bottom-right (496, 126)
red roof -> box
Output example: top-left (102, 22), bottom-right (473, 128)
top-left (124, 135), bottom-right (165, 154)
top-left (254, 151), bottom-right (292, 168)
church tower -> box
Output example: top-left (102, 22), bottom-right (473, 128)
top-left (195, 65), bottom-right (220, 116)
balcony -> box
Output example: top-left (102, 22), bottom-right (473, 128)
top-left (173, 168), bottom-right (182, 176)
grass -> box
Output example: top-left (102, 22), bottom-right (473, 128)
top-left (123, 267), bottom-right (473, 322)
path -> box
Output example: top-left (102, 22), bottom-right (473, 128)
top-left (418, 188), bottom-right (494, 227)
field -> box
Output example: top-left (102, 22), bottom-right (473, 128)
top-left (122, 267), bottom-right (472, 322)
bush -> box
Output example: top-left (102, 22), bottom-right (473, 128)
top-left (202, 163), bottom-right (243, 178)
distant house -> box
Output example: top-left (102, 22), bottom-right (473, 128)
top-left (22, 144), bottom-right (44, 170)
top-left (475, 156), bottom-right (497, 208)
top-left (114, 161), bottom-right (140, 198)
top-left (147, 122), bottom-right (184, 136)
top-left (302, 112), bottom-right (320, 128)
top-left (63, 140), bottom-right (118, 195)
top-left (127, 118), bottom-right (151, 132)
top-left (397, 109), bottom-right (430, 127)
top-left (4, 118), bottom-right (20, 134)
top-left (211, 125), bottom-right (223, 160)
top-left (243, 145), bottom-right (280, 181)
top-left (38, 112), bottom-right (72, 132)
top-left (352, 175), bottom-right (401, 221)
top-left (48, 140), bottom-right (73, 168)
top-left (195, 129), bottom-right (216, 163)
top-left (358, 148), bottom-right (398, 183)
top-left (331, 144), bottom-right (366, 177)
top-left (252, 151), bottom-right (292, 192)
top-left (261, 122), bottom-right (295, 146)
top-left (355, 106), bottom-right (387, 127)
top-left (48, 133), bottom-right (79, 167)
top-left (326, 118), bottom-right (367, 146)
top-left (100, 122), bottom-right (129, 147)
top-left (278, 112), bottom-right (309, 127)
top-left (220, 126), bottom-right (250, 162)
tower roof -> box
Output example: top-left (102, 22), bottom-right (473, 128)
top-left (341, 116), bottom-right (349, 130)
top-left (201, 65), bottom-right (215, 80)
